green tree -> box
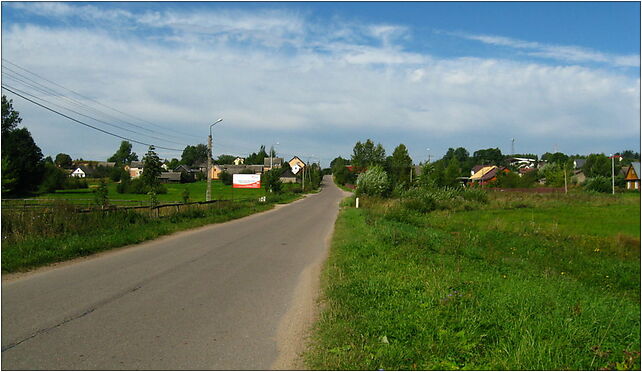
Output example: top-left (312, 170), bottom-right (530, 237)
top-left (351, 139), bottom-right (386, 169)
top-left (444, 157), bottom-right (462, 187)
top-left (542, 152), bottom-right (568, 165)
top-left (141, 146), bottom-right (163, 190)
top-left (420, 161), bottom-right (446, 188)
top-left (331, 157), bottom-right (350, 185)
top-left (215, 154), bottom-right (237, 165)
top-left (2, 95), bottom-right (21, 135)
top-left (388, 144), bottom-right (413, 188)
top-left (107, 141), bottom-right (138, 166)
top-left (473, 148), bottom-right (504, 166)
top-left (356, 165), bottom-right (389, 197)
top-left (583, 154), bottom-right (611, 178)
top-left (263, 168), bottom-right (282, 193)
top-left (1, 95), bottom-right (45, 195)
top-left (246, 145), bottom-right (269, 165)
top-left (39, 162), bottom-right (68, 193)
top-left (54, 153), bottom-right (73, 168)
top-left (181, 144), bottom-right (209, 166)
top-left (93, 178), bottom-right (109, 209)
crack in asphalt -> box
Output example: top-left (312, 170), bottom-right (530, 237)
top-left (1, 285), bottom-right (142, 353)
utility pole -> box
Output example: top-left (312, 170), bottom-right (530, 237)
top-left (511, 138), bottom-right (515, 156)
top-left (207, 118), bottom-right (223, 202)
top-left (611, 154), bottom-right (615, 195)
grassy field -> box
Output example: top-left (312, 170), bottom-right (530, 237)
top-left (32, 180), bottom-right (273, 204)
top-left (306, 191), bottom-right (640, 370)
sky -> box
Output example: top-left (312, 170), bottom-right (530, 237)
top-left (1, 1), bottom-right (640, 166)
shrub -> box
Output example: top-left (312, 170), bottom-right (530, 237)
top-left (584, 176), bottom-right (611, 193)
top-left (220, 171), bottom-right (233, 186)
top-left (356, 165), bottom-right (389, 197)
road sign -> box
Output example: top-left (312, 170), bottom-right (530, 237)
top-left (233, 174), bottom-right (261, 189)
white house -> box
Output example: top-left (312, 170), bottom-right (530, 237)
top-left (70, 165), bottom-right (96, 178)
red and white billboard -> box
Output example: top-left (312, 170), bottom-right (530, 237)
top-left (233, 174), bottom-right (261, 189)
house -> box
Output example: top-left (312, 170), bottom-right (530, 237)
top-left (572, 170), bottom-right (586, 184)
top-left (518, 167), bottom-right (537, 177)
top-left (469, 165), bottom-right (508, 186)
top-left (507, 157), bottom-right (537, 169)
top-left (126, 161), bottom-right (144, 178)
top-left (95, 161), bottom-right (116, 168)
top-left (264, 157), bottom-right (283, 171)
top-left (233, 157), bottom-right (245, 165)
top-left (279, 167), bottom-right (298, 183)
top-left (158, 171), bottom-right (181, 183)
top-left (624, 162), bottom-right (640, 190)
top-left (192, 162), bottom-right (209, 174)
top-left (70, 165), bottom-right (96, 178)
top-left (573, 159), bottom-right (586, 169)
top-left (218, 164), bottom-right (264, 175)
top-left (173, 164), bottom-right (193, 174)
top-left (288, 156), bottom-right (306, 175)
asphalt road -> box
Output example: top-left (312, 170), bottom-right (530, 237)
top-left (2, 175), bottom-right (348, 370)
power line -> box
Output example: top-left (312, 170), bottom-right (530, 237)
top-left (1, 66), bottom-right (193, 146)
top-left (2, 58), bottom-right (202, 141)
top-left (1, 85), bottom-right (184, 152)
top-left (2, 79), bottom-right (189, 147)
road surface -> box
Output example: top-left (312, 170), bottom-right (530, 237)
top-left (2, 175), bottom-right (348, 370)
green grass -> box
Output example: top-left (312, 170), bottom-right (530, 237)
top-left (305, 192), bottom-right (640, 370)
top-left (34, 180), bottom-right (269, 204)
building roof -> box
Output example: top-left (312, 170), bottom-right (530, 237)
top-left (264, 157), bottom-right (283, 167)
top-left (95, 161), bottom-right (116, 168)
top-left (629, 162), bottom-right (641, 179)
top-left (470, 166), bottom-right (502, 181)
top-left (573, 159), bottom-right (586, 169)
top-left (129, 161), bottom-right (144, 168)
top-left (280, 167), bottom-right (297, 178)
top-left (220, 165), bottom-right (264, 174)
top-left (159, 171), bottom-right (181, 181)
top-left (74, 165), bottom-right (96, 176)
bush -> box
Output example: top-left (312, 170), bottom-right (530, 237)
top-left (584, 176), bottom-right (611, 193)
top-left (116, 177), bottom-right (167, 194)
top-left (220, 171), bottom-right (233, 186)
top-left (401, 186), bottom-right (488, 213)
top-left (356, 165), bottom-right (389, 197)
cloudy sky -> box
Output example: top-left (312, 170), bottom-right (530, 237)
top-left (1, 2), bottom-right (639, 165)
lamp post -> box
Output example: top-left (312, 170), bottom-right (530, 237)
top-left (270, 142), bottom-right (279, 169)
top-left (426, 148), bottom-right (431, 163)
top-left (207, 118), bottom-right (223, 202)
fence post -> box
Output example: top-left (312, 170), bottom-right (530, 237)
top-left (356, 197), bottom-right (359, 209)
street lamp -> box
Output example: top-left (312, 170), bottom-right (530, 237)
top-left (426, 148), bottom-right (431, 163)
top-left (207, 118), bottom-right (223, 202)
top-left (270, 142), bottom-right (279, 169)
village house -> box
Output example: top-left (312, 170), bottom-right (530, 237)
top-left (469, 165), bottom-right (509, 186)
top-left (279, 167), bottom-right (298, 183)
top-left (233, 157), bottom-right (245, 165)
top-left (624, 162), bottom-right (640, 190)
top-left (70, 165), bottom-right (96, 178)
top-left (264, 157), bottom-right (283, 171)
top-left (288, 156), bottom-right (306, 175)
top-left (125, 161), bottom-right (144, 178)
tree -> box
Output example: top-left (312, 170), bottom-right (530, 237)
top-left (1, 95), bottom-right (45, 195)
top-left (388, 144), bottom-right (413, 188)
top-left (215, 154), bottom-right (236, 165)
top-left (262, 168), bottom-right (282, 193)
top-left (351, 139), bottom-right (386, 169)
top-left (2, 95), bottom-right (21, 135)
top-left (39, 162), bottom-right (68, 193)
top-left (181, 144), bottom-right (209, 166)
top-left (473, 148), bottom-right (504, 166)
top-left (583, 154), bottom-right (611, 178)
top-left (246, 145), bottom-right (269, 165)
top-left (444, 157), bottom-right (462, 187)
top-left (167, 158), bottom-right (180, 170)
top-left (356, 165), bottom-right (389, 196)
top-left (108, 141), bottom-right (138, 166)
top-left (331, 157), bottom-right (351, 185)
top-left (54, 153), bottom-right (73, 168)
top-left (541, 152), bottom-right (568, 165)
top-left (141, 146), bottom-right (163, 190)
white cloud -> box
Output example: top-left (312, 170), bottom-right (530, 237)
top-left (1, 6), bottom-right (639, 163)
top-left (452, 31), bottom-right (640, 68)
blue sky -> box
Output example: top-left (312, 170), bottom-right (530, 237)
top-left (2, 2), bottom-right (640, 165)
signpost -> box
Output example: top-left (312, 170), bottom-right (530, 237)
top-left (233, 174), bottom-right (261, 189)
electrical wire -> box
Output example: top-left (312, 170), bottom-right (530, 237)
top-left (1, 79), bottom-right (189, 147)
top-left (1, 85), bottom-right (183, 152)
top-left (2, 58), bottom-right (202, 141)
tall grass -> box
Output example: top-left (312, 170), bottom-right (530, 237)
top-left (306, 191), bottom-right (640, 370)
